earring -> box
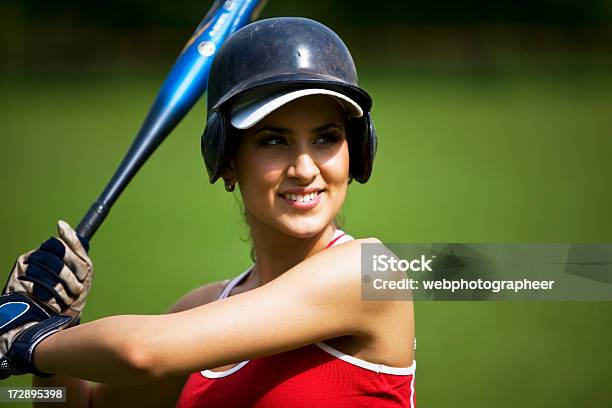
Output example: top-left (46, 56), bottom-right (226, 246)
top-left (224, 182), bottom-right (236, 192)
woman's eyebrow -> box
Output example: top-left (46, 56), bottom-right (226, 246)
top-left (311, 123), bottom-right (344, 133)
top-left (252, 123), bottom-right (344, 135)
top-left (253, 126), bottom-right (292, 135)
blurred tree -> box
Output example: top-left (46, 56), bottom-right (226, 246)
top-left (1, 0), bottom-right (611, 73)
top-left (3, 0), bottom-right (611, 26)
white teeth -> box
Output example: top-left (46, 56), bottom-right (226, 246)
top-left (284, 192), bottom-right (319, 203)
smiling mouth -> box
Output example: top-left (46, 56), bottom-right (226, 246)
top-left (280, 190), bottom-right (323, 204)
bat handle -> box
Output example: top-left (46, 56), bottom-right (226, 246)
top-left (76, 201), bottom-right (109, 242)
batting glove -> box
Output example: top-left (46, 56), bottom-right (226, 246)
top-left (3, 220), bottom-right (93, 320)
top-left (0, 292), bottom-right (76, 379)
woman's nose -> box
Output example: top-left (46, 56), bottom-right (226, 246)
top-left (287, 151), bottom-right (320, 182)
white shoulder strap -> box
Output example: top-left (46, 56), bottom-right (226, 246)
top-left (218, 267), bottom-right (252, 300)
top-left (327, 229), bottom-right (354, 248)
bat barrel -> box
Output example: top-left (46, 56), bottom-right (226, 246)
top-left (76, 95), bottom-right (189, 241)
top-left (75, 0), bottom-right (266, 242)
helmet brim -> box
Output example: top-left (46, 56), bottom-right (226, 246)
top-left (211, 72), bottom-right (372, 114)
top-left (229, 88), bottom-right (364, 130)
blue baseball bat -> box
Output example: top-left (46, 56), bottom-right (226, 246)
top-left (76, 0), bottom-right (268, 241)
top-left (0, 2), bottom-right (268, 367)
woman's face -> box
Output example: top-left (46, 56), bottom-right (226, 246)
top-left (231, 94), bottom-right (350, 238)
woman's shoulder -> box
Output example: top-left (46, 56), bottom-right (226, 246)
top-left (284, 236), bottom-right (384, 300)
top-left (166, 279), bottom-right (231, 313)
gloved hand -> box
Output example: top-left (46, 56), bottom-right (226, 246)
top-left (0, 292), bottom-right (75, 379)
top-left (3, 220), bottom-right (93, 320)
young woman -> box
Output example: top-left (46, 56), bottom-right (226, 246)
top-left (2, 17), bottom-right (416, 407)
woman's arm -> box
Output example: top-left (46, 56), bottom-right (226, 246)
top-left (32, 280), bottom-right (229, 407)
top-left (33, 239), bottom-right (389, 385)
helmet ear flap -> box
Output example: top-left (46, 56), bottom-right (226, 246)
top-left (201, 111), bottom-right (228, 183)
top-left (348, 112), bottom-right (377, 183)
top-left (366, 112), bottom-right (377, 176)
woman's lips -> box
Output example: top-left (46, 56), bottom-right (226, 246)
top-left (279, 190), bottom-right (323, 210)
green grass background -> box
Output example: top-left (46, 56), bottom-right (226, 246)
top-left (0, 71), bottom-right (611, 406)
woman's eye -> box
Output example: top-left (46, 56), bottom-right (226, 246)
top-left (257, 135), bottom-right (287, 146)
top-left (314, 131), bottom-right (343, 145)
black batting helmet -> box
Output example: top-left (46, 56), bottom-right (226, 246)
top-left (201, 17), bottom-right (377, 183)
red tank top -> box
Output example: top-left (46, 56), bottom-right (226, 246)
top-left (176, 230), bottom-right (416, 407)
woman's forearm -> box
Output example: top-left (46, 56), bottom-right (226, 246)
top-left (33, 315), bottom-right (159, 385)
